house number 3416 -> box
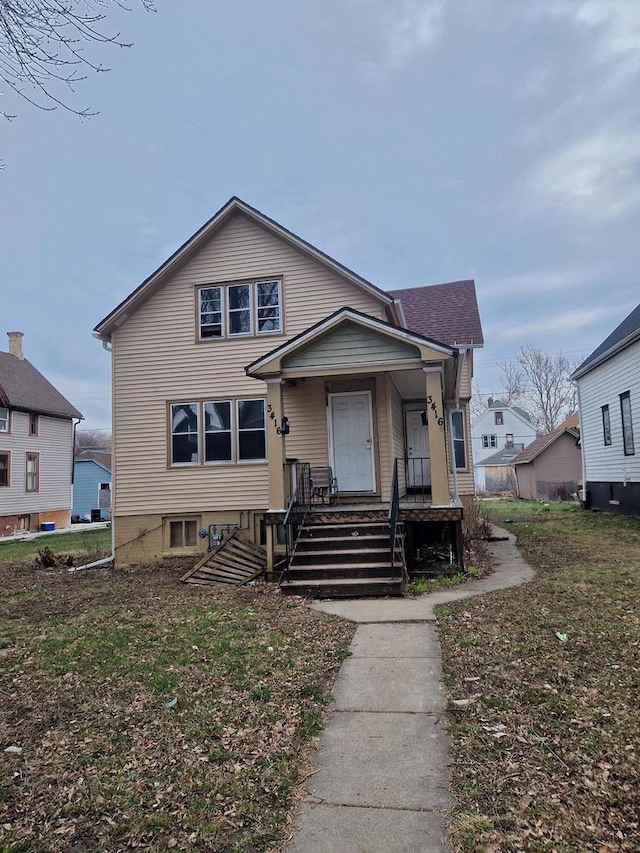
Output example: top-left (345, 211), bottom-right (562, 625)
top-left (426, 395), bottom-right (445, 427)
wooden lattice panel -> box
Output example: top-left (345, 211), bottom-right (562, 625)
top-left (181, 529), bottom-right (267, 586)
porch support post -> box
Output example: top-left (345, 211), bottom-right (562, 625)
top-left (266, 379), bottom-right (287, 511)
top-left (424, 368), bottom-right (450, 506)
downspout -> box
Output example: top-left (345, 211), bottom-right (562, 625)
top-left (73, 337), bottom-right (115, 572)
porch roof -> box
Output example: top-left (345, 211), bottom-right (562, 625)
top-left (245, 307), bottom-right (456, 380)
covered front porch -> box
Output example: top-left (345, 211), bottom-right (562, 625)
top-left (245, 308), bottom-right (467, 592)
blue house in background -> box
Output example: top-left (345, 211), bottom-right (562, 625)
top-left (72, 451), bottom-right (111, 521)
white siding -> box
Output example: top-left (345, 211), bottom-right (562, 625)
top-left (112, 212), bottom-right (388, 516)
top-left (472, 406), bottom-right (537, 468)
top-left (578, 339), bottom-right (640, 483)
top-left (0, 412), bottom-right (73, 515)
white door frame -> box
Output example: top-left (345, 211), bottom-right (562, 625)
top-left (327, 390), bottom-right (376, 492)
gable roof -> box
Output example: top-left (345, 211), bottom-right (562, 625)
top-left (512, 426), bottom-right (579, 466)
top-left (75, 449), bottom-right (111, 471)
top-left (388, 280), bottom-right (484, 347)
top-left (94, 197), bottom-right (398, 339)
top-left (476, 447), bottom-right (521, 467)
top-left (0, 351), bottom-right (83, 420)
top-left (572, 303), bottom-right (640, 380)
top-left (245, 306), bottom-right (455, 377)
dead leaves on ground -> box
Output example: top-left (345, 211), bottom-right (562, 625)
top-left (440, 510), bottom-right (640, 853)
top-left (0, 562), bottom-right (354, 852)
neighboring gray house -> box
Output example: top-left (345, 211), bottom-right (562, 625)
top-left (472, 399), bottom-right (537, 492)
top-left (513, 413), bottom-right (581, 501)
top-left (572, 304), bottom-right (640, 516)
top-left (0, 332), bottom-right (83, 536)
top-left (73, 451), bottom-right (112, 521)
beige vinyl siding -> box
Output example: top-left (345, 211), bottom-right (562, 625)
top-left (388, 377), bottom-right (405, 463)
top-left (283, 323), bottom-right (420, 370)
top-left (459, 351), bottom-right (473, 399)
top-left (282, 378), bottom-right (329, 467)
top-left (374, 375), bottom-right (391, 500)
top-left (112, 212), bottom-right (388, 516)
top-left (0, 412), bottom-right (73, 515)
top-left (445, 402), bottom-right (474, 498)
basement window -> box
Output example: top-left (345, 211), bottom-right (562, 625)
top-left (168, 519), bottom-right (199, 549)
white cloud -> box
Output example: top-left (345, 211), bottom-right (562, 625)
top-left (356, 0), bottom-right (446, 74)
top-left (523, 130), bottom-right (640, 223)
top-left (482, 267), bottom-right (600, 301)
top-left (496, 305), bottom-right (622, 341)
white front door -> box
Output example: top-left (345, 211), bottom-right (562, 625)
top-left (405, 410), bottom-right (431, 487)
top-left (329, 392), bottom-right (375, 492)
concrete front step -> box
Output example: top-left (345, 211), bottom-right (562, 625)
top-left (280, 577), bottom-right (404, 598)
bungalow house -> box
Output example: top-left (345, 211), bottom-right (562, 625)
top-left (572, 303), bottom-right (640, 516)
top-left (94, 197), bottom-right (484, 595)
top-left (513, 413), bottom-right (581, 501)
top-left (72, 450), bottom-right (112, 521)
top-left (472, 399), bottom-right (537, 493)
top-left (0, 332), bottom-right (83, 536)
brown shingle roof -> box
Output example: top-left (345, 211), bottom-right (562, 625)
top-left (389, 280), bottom-right (484, 347)
top-left (0, 352), bottom-right (83, 420)
top-left (512, 425), bottom-right (579, 465)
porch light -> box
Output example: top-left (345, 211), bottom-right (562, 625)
top-left (277, 416), bottom-right (290, 436)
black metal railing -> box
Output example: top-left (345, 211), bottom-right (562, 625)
top-left (389, 459), bottom-right (407, 583)
top-left (403, 456), bottom-right (432, 502)
top-left (280, 462), bottom-right (311, 583)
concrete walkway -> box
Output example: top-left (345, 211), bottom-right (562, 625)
top-left (286, 529), bottom-right (535, 853)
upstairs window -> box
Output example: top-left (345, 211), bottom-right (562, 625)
top-left (482, 434), bottom-right (497, 449)
top-left (0, 407), bottom-right (9, 432)
top-left (451, 410), bottom-right (467, 470)
top-left (28, 413), bottom-right (38, 436)
top-left (26, 452), bottom-right (39, 492)
top-left (198, 279), bottom-right (282, 339)
top-left (601, 405), bottom-right (611, 446)
top-left (620, 392), bottom-right (635, 456)
top-left (494, 411), bottom-right (504, 425)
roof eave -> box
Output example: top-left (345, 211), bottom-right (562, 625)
top-left (572, 328), bottom-right (640, 380)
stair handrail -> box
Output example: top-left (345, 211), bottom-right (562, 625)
top-left (280, 462), bottom-right (312, 584)
top-left (389, 458), bottom-right (408, 584)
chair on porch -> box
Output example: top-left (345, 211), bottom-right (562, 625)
top-left (310, 467), bottom-right (339, 505)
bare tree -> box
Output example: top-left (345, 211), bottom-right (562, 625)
top-left (75, 427), bottom-right (111, 454)
top-left (497, 346), bottom-right (578, 433)
top-left (0, 0), bottom-right (154, 120)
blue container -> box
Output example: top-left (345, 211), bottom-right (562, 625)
top-left (40, 522), bottom-right (56, 532)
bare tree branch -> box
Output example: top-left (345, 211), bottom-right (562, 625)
top-left (0, 0), bottom-right (154, 119)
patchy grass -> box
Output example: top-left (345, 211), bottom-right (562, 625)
top-left (438, 503), bottom-right (640, 852)
top-left (0, 557), bottom-right (354, 852)
top-left (0, 527), bottom-right (111, 565)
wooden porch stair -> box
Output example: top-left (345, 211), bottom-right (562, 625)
top-left (280, 515), bottom-right (405, 598)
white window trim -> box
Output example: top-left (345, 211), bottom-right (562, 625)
top-left (198, 279), bottom-right (282, 341)
top-left (451, 409), bottom-right (467, 471)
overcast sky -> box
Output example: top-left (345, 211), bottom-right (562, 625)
top-left (1, 0), bottom-right (639, 430)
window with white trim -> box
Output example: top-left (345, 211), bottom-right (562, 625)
top-left (482, 434), bottom-right (497, 449)
top-left (198, 279), bottom-right (282, 339)
top-left (26, 452), bottom-right (39, 492)
top-left (0, 407), bottom-right (9, 432)
top-left (601, 405), bottom-right (611, 446)
top-left (170, 399), bottom-right (267, 466)
top-left (620, 392), bottom-right (635, 456)
top-left (451, 410), bottom-right (467, 470)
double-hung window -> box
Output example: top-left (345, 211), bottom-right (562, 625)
top-left (601, 405), bottom-right (612, 446)
top-left (620, 392), bottom-right (635, 456)
top-left (451, 410), bottom-right (467, 470)
top-left (28, 413), bottom-right (38, 436)
top-left (170, 399), bottom-right (266, 465)
top-left (0, 452), bottom-right (9, 487)
top-left (481, 434), bottom-right (497, 449)
top-left (0, 407), bottom-right (9, 432)
top-left (26, 452), bottom-right (39, 492)
top-left (198, 279), bottom-right (282, 339)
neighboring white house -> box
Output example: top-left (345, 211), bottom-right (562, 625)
top-left (572, 303), bottom-right (640, 516)
top-left (472, 398), bottom-right (537, 491)
top-left (0, 331), bottom-right (83, 535)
